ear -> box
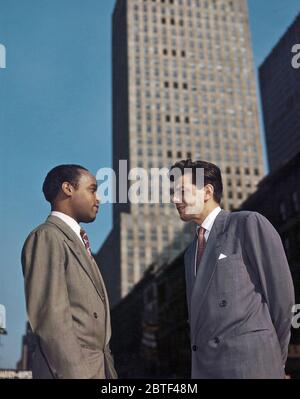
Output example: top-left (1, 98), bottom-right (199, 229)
top-left (204, 184), bottom-right (214, 201)
top-left (61, 182), bottom-right (74, 198)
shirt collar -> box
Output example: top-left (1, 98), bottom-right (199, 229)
top-left (51, 211), bottom-right (82, 238)
top-left (196, 206), bottom-right (222, 235)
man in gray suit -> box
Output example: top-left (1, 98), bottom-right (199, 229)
top-left (22, 164), bottom-right (117, 379)
top-left (170, 159), bottom-right (294, 379)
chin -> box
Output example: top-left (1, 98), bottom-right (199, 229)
top-left (179, 210), bottom-right (196, 222)
top-left (82, 215), bottom-right (96, 223)
top-left (178, 213), bottom-right (189, 222)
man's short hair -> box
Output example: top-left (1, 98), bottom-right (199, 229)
top-left (42, 164), bottom-right (89, 204)
top-left (169, 159), bottom-right (223, 204)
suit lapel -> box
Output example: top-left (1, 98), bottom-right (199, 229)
top-left (184, 237), bottom-right (197, 315)
top-left (46, 215), bottom-right (105, 301)
top-left (190, 210), bottom-right (230, 336)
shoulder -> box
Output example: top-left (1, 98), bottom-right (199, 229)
top-left (228, 210), bottom-right (253, 221)
top-left (231, 211), bottom-right (279, 241)
top-left (226, 211), bottom-right (277, 235)
top-left (228, 210), bottom-right (271, 225)
top-left (23, 221), bottom-right (63, 249)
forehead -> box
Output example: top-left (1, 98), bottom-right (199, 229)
top-left (78, 171), bottom-right (96, 186)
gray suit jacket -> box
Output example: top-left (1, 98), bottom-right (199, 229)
top-left (21, 215), bottom-right (117, 379)
top-left (184, 210), bottom-right (294, 379)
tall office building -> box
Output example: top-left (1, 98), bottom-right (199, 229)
top-left (259, 13), bottom-right (300, 172)
top-left (96, 0), bottom-right (264, 305)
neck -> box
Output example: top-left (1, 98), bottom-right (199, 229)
top-left (52, 205), bottom-right (79, 223)
top-left (192, 203), bottom-right (219, 225)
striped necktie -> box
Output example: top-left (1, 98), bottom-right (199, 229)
top-left (196, 226), bottom-right (206, 272)
top-left (80, 228), bottom-right (92, 257)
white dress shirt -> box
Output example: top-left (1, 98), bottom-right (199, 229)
top-left (194, 206), bottom-right (222, 276)
top-left (196, 206), bottom-right (222, 241)
top-left (51, 211), bottom-right (85, 245)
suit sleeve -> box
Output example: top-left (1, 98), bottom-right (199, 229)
top-left (21, 228), bottom-right (93, 379)
top-left (244, 212), bottom-right (295, 365)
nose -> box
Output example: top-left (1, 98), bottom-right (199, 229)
top-left (96, 194), bottom-right (101, 205)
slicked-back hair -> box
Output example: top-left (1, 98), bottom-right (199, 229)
top-left (169, 159), bottom-right (223, 204)
top-left (42, 164), bottom-right (89, 204)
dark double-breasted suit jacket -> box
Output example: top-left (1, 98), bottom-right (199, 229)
top-left (184, 210), bottom-right (295, 379)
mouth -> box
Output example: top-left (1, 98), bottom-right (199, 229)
top-left (177, 206), bottom-right (185, 213)
top-left (94, 206), bottom-right (99, 212)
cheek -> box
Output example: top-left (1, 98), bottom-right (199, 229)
top-left (73, 194), bottom-right (90, 207)
top-left (185, 192), bottom-right (198, 205)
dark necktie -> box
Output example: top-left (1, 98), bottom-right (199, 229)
top-left (80, 228), bottom-right (92, 257)
top-left (196, 226), bottom-right (206, 272)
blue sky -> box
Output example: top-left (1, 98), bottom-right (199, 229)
top-left (0, 0), bottom-right (299, 369)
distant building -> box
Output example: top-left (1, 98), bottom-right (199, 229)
top-left (16, 322), bottom-right (36, 372)
top-left (110, 249), bottom-right (190, 378)
top-left (259, 13), bottom-right (300, 172)
top-left (97, 0), bottom-right (264, 307)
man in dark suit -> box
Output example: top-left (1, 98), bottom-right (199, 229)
top-left (22, 164), bottom-right (117, 379)
top-left (170, 159), bottom-right (294, 379)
